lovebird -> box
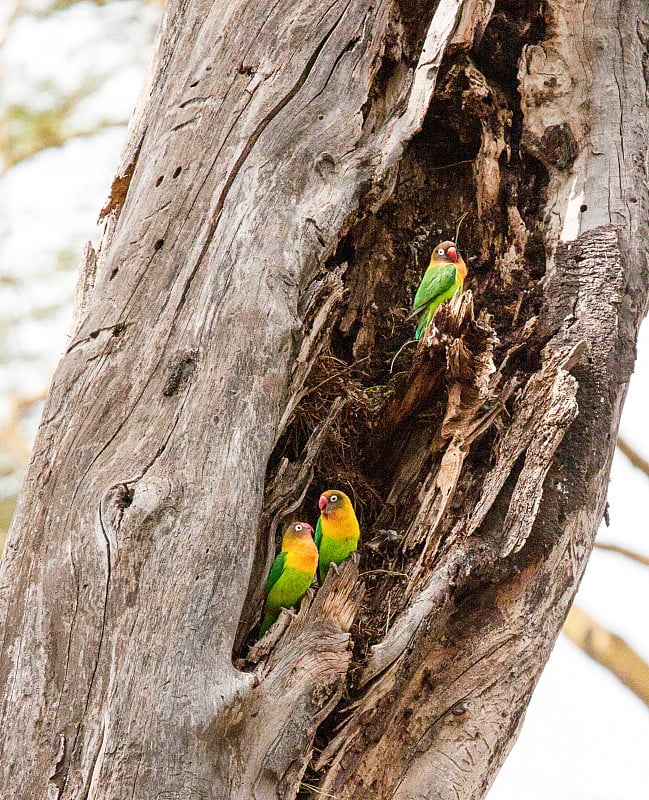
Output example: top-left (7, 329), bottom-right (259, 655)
top-left (315, 490), bottom-right (360, 583)
top-left (260, 522), bottom-right (318, 637)
top-left (411, 240), bottom-right (467, 339)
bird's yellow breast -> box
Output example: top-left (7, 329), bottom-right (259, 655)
top-left (284, 538), bottom-right (318, 574)
top-left (321, 506), bottom-right (360, 541)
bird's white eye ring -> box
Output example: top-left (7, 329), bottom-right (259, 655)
top-left (295, 524), bottom-right (303, 531)
top-left (437, 247), bottom-right (445, 256)
top-left (330, 495), bottom-right (338, 503)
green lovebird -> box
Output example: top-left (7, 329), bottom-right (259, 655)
top-left (411, 240), bottom-right (468, 340)
top-left (259, 522), bottom-right (318, 637)
top-left (315, 490), bottom-right (360, 583)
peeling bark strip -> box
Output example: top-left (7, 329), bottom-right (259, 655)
top-left (0, 2), bottom-right (648, 800)
top-left (238, 559), bottom-right (363, 799)
top-left (467, 340), bottom-right (581, 558)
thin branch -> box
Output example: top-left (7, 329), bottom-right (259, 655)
top-left (1, 120), bottom-right (127, 174)
top-left (0, 391), bottom-right (47, 460)
top-left (617, 437), bottom-right (649, 479)
top-left (563, 605), bottom-right (649, 709)
top-left (594, 542), bottom-right (649, 567)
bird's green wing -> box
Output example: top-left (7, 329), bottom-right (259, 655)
top-left (265, 551), bottom-right (287, 594)
top-left (314, 517), bottom-right (323, 549)
top-left (413, 265), bottom-right (457, 311)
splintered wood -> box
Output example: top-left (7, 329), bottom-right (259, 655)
top-left (241, 560), bottom-right (364, 799)
top-left (402, 291), bottom-right (500, 554)
top-left (467, 342), bottom-right (582, 556)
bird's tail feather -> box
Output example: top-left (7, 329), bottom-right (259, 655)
top-left (259, 607), bottom-right (278, 638)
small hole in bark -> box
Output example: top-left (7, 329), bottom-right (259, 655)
top-left (117, 485), bottom-right (134, 509)
top-left (112, 323), bottom-right (127, 337)
top-left (419, 668), bottom-right (436, 692)
top-left (189, 80), bottom-right (199, 87)
top-left (205, 64), bottom-right (211, 71)
top-left (163, 351), bottom-right (199, 396)
top-left (579, 204), bottom-right (587, 212)
top-left (154, 239), bottom-right (164, 251)
top-left (173, 166), bottom-right (182, 178)
top-left (89, 330), bottom-right (99, 339)
top-left (155, 175), bottom-right (164, 186)
top-left (110, 267), bottom-right (119, 280)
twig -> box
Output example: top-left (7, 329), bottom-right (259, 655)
top-left (594, 542), bottom-right (649, 567)
top-left (389, 338), bottom-right (417, 373)
top-left (302, 356), bottom-right (370, 398)
top-left (454, 210), bottom-right (469, 244)
top-left (563, 604), bottom-right (649, 709)
top-left (617, 437), bottom-right (649, 479)
top-left (299, 783), bottom-right (338, 798)
top-left (359, 569), bottom-right (409, 579)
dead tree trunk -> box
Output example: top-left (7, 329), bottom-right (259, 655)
top-left (1, 0), bottom-right (647, 798)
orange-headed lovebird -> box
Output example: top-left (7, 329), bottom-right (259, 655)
top-left (260, 522), bottom-right (318, 637)
top-left (411, 240), bottom-right (467, 339)
top-left (315, 490), bottom-right (360, 583)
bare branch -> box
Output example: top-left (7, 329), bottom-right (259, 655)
top-left (594, 542), bottom-right (649, 568)
top-left (617, 437), bottom-right (649, 480)
top-left (563, 605), bottom-right (649, 709)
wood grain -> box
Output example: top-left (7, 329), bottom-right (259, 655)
top-left (0, 0), bottom-right (647, 798)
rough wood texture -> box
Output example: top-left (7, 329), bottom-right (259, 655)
top-left (0, 0), bottom-right (647, 798)
top-left (318, 227), bottom-right (635, 800)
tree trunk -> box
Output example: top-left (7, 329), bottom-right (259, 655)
top-left (1, 0), bottom-right (647, 798)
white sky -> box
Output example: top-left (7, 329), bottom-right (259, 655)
top-left (1, 3), bottom-right (647, 798)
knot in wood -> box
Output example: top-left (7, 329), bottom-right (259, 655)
top-left (314, 152), bottom-right (336, 177)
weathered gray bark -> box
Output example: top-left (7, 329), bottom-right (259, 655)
top-left (0, 1), bottom-right (647, 799)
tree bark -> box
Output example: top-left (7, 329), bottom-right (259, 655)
top-left (0, 0), bottom-right (647, 799)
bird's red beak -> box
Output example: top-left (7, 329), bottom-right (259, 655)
top-left (319, 495), bottom-right (327, 510)
top-left (447, 245), bottom-right (458, 263)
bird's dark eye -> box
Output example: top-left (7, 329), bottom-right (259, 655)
top-left (437, 248), bottom-right (445, 256)
top-left (295, 524), bottom-right (303, 531)
top-left (330, 495), bottom-right (338, 503)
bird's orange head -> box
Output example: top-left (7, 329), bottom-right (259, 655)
top-left (318, 490), bottom-right (351, 517)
